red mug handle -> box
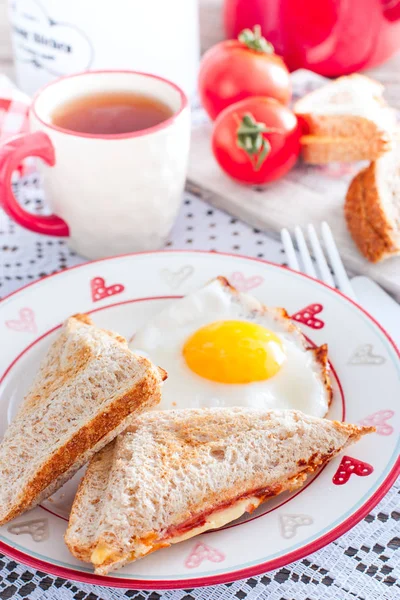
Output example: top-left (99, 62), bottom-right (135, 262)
top-left (0, 131), bottom-right (69, 236)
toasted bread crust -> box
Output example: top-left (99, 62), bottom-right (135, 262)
top-left (298, 114), bottom-right (389, 140)
top-left (300, 134), bottom-right (390, 164)
top-left (1, 360), bottom-right (162, 525)
top-left (73, 313), bottom-right (93, 325)
top-left (345, 164), bottom-right (400, 262)
top-left (309, 344), bottom-right (332, 406)
top-left (65, 442), bottom-right (117, 562)
top-left (332, 420), bottom-right (375, 439)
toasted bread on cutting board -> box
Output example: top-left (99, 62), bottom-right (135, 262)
top-left (294, 74), bottom-right (396, 163)
top-left (345, 139), bottom-right (400, 262)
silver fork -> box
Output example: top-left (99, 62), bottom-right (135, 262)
top-left (280, 222), bottom-right (357, 300)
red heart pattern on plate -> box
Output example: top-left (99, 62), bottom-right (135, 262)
top-left (229, 272), bottom-right (264, 292)
top-left (291, 304), bottom-right (324, 329)
top-left (91, 277), bottom-right (125, 302)
top-left (184, 542), bottom-right (225, 568)
top-left (332, 456), bottom-right (373, 485)
top-left (359, 410), bottom-right (395, 436)
top-left (5, 308), bottom-right (36, 333)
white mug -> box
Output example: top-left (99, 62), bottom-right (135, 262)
top-left (0, 70), bottom-right (190, 259)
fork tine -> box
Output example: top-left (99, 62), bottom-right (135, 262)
top-left (294, 226), bottom-right (317, 278)
top-left (281, 228), bottom-right (300, 271)
top-left (321, 222), bottom-right (357, 300)
top-left (307, 224), bottom-right (335, 288)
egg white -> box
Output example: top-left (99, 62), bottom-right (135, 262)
top-left (130, 278), bottom-right (330, 417)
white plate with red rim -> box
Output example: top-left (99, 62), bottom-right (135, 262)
top-left (0, 250), bottom-right (399, 589)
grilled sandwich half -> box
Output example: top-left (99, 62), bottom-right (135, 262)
top-left (65, 406), bottom-right (373, 575)
top-left (0, 314), bottom-right (166, 525)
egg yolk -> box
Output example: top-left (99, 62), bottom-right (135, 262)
top-left (182, 320), bottom-right (286, 384)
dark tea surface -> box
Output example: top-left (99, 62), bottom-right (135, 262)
top-left (51, 92), bottom-right (174, 135)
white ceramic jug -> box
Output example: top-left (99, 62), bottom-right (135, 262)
top-left (8, 0), bottom-right (200, 98)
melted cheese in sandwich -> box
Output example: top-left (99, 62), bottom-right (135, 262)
top-left (91, 543), bottom-right (116, 565)
top-left (91, 496), bottom-right (262, 567)
top-left (91, 541), bottom-right (155, 567)
top-left (167, 496), bottom-right (262, 544)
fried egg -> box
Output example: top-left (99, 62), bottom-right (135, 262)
top-left (130, 277), bottom-right (332, 417)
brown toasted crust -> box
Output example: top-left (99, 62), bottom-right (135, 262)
top-left (157, 366), bottom-right (168, 382)
top-left (72, 313), bottom-right (93, 325)
top-left (65, 541), bottom-right (89, 563)
top-left (65, 443), bottom-right (116, 562)
top-left (300, 134), bottom-right (391, 164)
top-left (345, 164), bottom-right (400, 262)
top-left (332, 421), bottom-right (375, 439)
top-left (298, 114), bottom-right (390, 140)
top-left (0, 358), bottom-right (161, 526)
top-left (309, 344), bottom-right (333, 406)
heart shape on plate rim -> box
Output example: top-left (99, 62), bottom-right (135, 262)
top-left (7, 518), bottom-right (49, 542)
top-left (229, 271), bottom-right (264, 292)
top-left (90, 277), bottom-right (125, 302)
top-left (280, 514), bottom-right (313, 539)
top-left (160, 265), bottom-right (194, 290)
top-left (185, 542), bottom-right (225, 568)
top-left (332, 456), bottom-right (374, 485)
top-left (5, 307), bottom-right (36, 333)
top-left (359, 410), bottom-right (394, 436)
top-left (348, 344), bottom-right (385, 366)
top-left (291, 304), bottom-right (324, 329)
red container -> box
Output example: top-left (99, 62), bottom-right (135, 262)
top-left (224, 0), bottom-right (400, 76)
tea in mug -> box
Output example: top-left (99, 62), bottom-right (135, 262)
top-left (51, 91), bottom-right (174, 135)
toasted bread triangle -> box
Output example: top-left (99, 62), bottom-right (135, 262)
top-left (65, 407), bottom-right (374, 575)
top-left (0, 314), bottom-right (164, 525)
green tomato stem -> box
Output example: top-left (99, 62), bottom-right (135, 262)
top-left (236, 112), bottom-right (281, 171)
top-left (238, 25), bottom-right (274, 54)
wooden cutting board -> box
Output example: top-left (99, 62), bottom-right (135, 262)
top-left (187, 73), bottom-right (400, 301)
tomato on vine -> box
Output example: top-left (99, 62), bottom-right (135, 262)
top-left (199, 25), bottom-right (291, 120)
top-left (212, 97), bottom-right (301, 185)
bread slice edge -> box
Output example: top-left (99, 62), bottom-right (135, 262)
top-left (0, 356), bottom-right (163, 526)
top-left (345, 161), bottom-right (400, 262)
top-left (300, 133), bottom-right (391, 164)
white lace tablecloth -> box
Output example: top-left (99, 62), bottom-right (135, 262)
top-left (0, 176), bottom-right (399, 600)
